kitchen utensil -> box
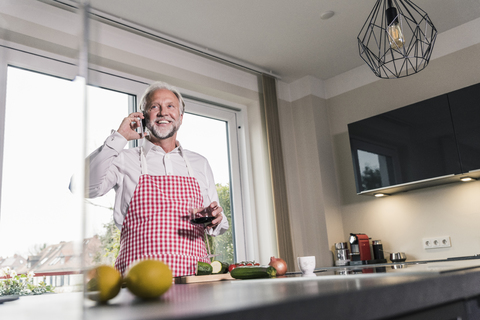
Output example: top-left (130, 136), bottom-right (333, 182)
top-left (348, 234), bottom-right (360, 261)
top-left (349, 233), bottom-right (372, 261)
top-left (297, 256), bottom-right (316, 275)
top-left (390, 252), bottom-right (407, 263)
top-left (372, 240), bottom-right (384, 260)
top-left (175, 273), bottom-right (234, 284)
top-left (334, 242), bottom-right (350, 266)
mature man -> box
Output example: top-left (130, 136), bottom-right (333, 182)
top-left (86, 81), bottom-right (229, 277)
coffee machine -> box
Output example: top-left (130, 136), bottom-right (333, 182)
top-left (349, 233), bottom-right (372, 263)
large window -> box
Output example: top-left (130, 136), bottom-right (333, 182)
top-left (0, 54), bottom-right (244, 284)
top-left (0, 66), bottom-right (84, 259)
top-left (0, 66), bottom-right (132, 274)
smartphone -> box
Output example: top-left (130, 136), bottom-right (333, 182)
top-left (137, 116), bottom-right (147, 137)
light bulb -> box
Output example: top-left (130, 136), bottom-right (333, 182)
top-left (388, 22), bottom-right (405, 49)
top-left (374, 193), bottom-right (389, 197)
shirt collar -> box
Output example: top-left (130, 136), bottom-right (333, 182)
top-left (143, 138), bottom-right (182, 156)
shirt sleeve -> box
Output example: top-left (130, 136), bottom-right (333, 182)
top-left (203, 160), bottom-right (229, 237)
top-left (86, 131), bottom-right (128, 198)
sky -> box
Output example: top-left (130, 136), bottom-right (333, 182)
top-left (0, 67), bottom-right (230, 258)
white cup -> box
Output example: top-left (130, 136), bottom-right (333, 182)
top-left (297, 256), bottom-right (316, 275)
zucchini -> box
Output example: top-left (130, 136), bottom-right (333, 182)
top-left (230, 266), bottom-right (277, 279)
top-left (211, 261), bottom-right (229, 274)
top-left (196, 261), bottom-right (213, 275)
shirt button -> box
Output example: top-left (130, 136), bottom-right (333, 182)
top-left (167, 172), bottom-right (172, 175)
top-left (165, 154), bottom-right (169, 158)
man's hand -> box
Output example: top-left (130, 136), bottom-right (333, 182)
top-left (117, 112), bottom-right (145, 141)
top-left (206, 201), bottom-right (223, 229)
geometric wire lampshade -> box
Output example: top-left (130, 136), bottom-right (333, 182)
top-left (357, 0), bottom-right (438, 79)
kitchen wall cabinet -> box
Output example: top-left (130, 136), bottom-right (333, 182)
top-left (348, 82), bottom-right (480, 196)
top-left (448, 83), bottom-right (480, 174)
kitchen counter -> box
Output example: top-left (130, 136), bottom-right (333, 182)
top-left (3, 259), bottom-right (480, 320)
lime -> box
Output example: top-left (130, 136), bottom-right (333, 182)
top-left (86, 265), bottom-right (122, 303)
top-left (125, 259), bottom-right (173, 299)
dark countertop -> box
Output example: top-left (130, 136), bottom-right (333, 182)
top-left (3, 259), bottom-right (480, 320)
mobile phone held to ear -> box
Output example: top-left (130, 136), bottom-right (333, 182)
top-left (139, 115), bottom-right (148, 137)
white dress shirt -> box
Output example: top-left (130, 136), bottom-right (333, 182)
top-left (86, 131), bottom-right (229, 236)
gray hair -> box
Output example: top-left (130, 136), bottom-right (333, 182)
top-left (139, 81), bottom-right (186, 114)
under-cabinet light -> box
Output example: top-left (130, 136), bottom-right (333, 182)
top-left (374, 193), bottom-right (389, 197)
top-left (460, 177), bottom-right (475, 182)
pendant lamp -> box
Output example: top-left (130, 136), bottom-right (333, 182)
top-left (357, 0), bottom-right (437, 79)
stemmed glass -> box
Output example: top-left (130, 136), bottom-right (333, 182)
top-left (188, 200), bottom-right (218, 259)
top-left (203, 233), bottom-right (218, 260)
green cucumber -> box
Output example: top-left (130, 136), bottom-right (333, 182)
top-left (196, 261), bottom-right (213, 275)
top-left (230, 266), bottom-right (277, 279)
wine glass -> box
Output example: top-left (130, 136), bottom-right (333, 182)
top-left (189, 203), bottom-right (215, 225)
top-left (203, 232), bottom-right (219, 260)
top-left (187, 199), bottom-right (218, 259)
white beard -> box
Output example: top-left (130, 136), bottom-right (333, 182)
top-left (146, 118), bottom-right (179, 140)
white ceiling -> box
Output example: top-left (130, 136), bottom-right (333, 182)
top-left (87, 0), bottom-right (480, 83)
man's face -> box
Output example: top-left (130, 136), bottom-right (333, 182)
top-left (144, 88), bottom-right (183, 140)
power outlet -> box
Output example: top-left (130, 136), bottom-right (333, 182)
top-left (423, 236), bottom-right (452, 249)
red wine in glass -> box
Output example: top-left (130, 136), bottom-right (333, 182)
top-left (190, 216), bottom-right (215, 225)
top-left (190, 207), bottom-right (215, 225)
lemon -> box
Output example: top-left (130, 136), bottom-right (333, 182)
top-left (86, 265), bottom-right (122, 303)
top-left (125, 259), bottom-right (173, 299)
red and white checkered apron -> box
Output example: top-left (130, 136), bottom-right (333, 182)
top-left (114, 147), bottom-right (209, 277)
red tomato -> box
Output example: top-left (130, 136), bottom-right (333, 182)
top-left (228, 264), bottom-right (238, 272)
top-left (254, 263), bottom-right (260, 266)
top-left (246, 263), bottom-right (253, 266)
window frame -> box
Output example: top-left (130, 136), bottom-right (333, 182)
top-left (182, 99), bottom-right (247, 260)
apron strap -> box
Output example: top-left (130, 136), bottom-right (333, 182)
top-left (139, 145), bottom-right (195, 177)
top-left (180, 147), bottom-right (195, 177)
top-left (140, 146), bottom-right (148, 175)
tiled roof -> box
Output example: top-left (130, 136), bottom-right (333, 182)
top-left (0, 255), bottom-right (28, 274)
top-left (1, 236), bottom-right (101, 275)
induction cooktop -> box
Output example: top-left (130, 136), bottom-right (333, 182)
top-left (287, 255), bottom-right (480, 277)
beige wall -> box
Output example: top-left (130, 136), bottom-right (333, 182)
top-left (278, 94), bottom-right (344, 267)
top-left (328, 43), bottom-right (480, 261)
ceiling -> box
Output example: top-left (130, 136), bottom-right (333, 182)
top-left (87, 0), bottom-right (480, 83)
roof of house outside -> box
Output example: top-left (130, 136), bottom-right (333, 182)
top-left (0, 236), bottom-right (102, 276)
top-left (0, 254), bottom-right (28, 274)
